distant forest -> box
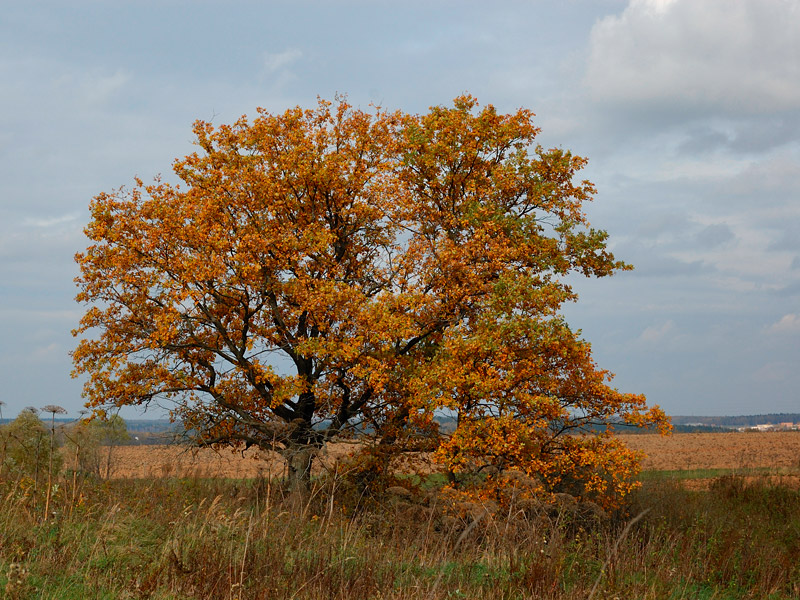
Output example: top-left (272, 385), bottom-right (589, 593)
top-left (670, 414), bottom-right (800, 429)
top-left (3, 414), bottom-right (800, 441)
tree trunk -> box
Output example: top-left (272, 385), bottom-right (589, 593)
top-left (284, 444), bottom-right (314, 497)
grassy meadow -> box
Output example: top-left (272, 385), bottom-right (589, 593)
top-left (1, 460), bottom-right (800, 599)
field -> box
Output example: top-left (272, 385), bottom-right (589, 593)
top-left (2, 432), bottom-right (800, 599)
top-left (108, 441), bottom-right (358, 480)
top-left (624, 431), bottom-right (800, 471)
top-left (109, 431), bottom-right (800, 482)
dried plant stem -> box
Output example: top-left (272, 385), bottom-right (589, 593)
top-left (238, 512), bottom-right (254, 590)
top-left (588, 508), bottom-right (651, 600)
top-left (43, 405), bottom-right (66, 521)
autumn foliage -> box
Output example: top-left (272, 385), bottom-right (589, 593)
top-left (73, 96), bottom-right (669, 506)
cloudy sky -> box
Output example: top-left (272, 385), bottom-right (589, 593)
top-left (1, 0), bottom-right (798, 419)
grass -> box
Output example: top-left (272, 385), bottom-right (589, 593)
top-left (637, 467), bottom-right (778, 481)
top-left (1, 469), bottom-right (799, 599)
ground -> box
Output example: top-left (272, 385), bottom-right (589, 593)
top-left (103, 432), bottom-right (800, 486)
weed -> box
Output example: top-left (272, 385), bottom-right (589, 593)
top-left (1, 466), bottom-right (799, 598)
top-left (3, 562), bottom-right (33, 599)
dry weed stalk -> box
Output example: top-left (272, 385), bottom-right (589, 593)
top-left (588, 508), bottom-right (651, 600)
top-left (41, 404), bottom-right (66, 521)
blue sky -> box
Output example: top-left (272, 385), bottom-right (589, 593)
top-left (1, 0), bottom-right (799, 419)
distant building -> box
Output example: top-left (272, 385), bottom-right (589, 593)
top-left (739, 423), bottom-right (800, 432)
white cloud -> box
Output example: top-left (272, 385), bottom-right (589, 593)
top-left (673, 223), bottom-right (783, 283)
top-left (83, 69), bottom-right (131, 105)
top-left (639, 319), bottom-right (675, 342)
top-left (52, 67), bottom-right (131, 107)
top-left (22, 213), bottom-right (79, 228)
top-left (0, 308), bottom-right (82, 322)
top-left (766, 313), bottom-right (800, 335)
top-left (753, 360), bottom-right (792, 382)
top-left (32, 342), bottom-right (60, 360)
top-left (263, 49), bottom-right (303, 73)
top-left (586, 0), bottom-right (800, 114)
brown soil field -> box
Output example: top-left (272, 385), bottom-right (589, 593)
top-left (105, 442), bottom-right (360, 479)
top-left (620, 431), bottom-right (800, 471)
top-left (622, 431), bottom-right (800, 490)
top-left (101, 431), bottom-right (800, 481)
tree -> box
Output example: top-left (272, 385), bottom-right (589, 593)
top-left (64, 415), bottom-right (130, 478)
top-left (73, 96), bottom-right (668, 505)
top-left (1, 408), bottom-right (61, 489)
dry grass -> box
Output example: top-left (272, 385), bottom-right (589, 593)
top-left (99, 431), bottom-right (800, 481)
top-left (2, 464), bottom-right (800, 599)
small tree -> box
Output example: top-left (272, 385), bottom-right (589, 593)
top-left (73, 96), bottom-right (669, 506)
top-left (1, 408), bottom-right (61, 490)
top-left (96, 414), bottom-right (130, 478)
top-left (64, 415), bottom-right (129, 478)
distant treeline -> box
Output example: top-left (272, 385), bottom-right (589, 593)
top-left (120, 415), bottom-right (800, 441)
top-left (433, 416), bottom-right (732, 435)
top-left (0, 418), bottom-right (175, 431)
top-left (3, 414), bottom-right (797, 440)
top-left (124, 419), bottom-right (177, 433)
top-left (608, 423), bottom-right (733, 434)
top-left (0, 418), bottom-right (178, 445)
top-left (670, 414), bottom-right (800, 428)
top-left (671, 425), bottom-right (733, 433)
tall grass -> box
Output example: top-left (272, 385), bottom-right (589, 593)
top-left (1, 470), bottom-right (799, 599)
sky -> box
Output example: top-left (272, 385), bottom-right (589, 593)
top-left (1, 0), bottom-right (799, 419)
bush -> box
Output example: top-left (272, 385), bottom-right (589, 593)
top-left (0, 408), bottom-right (61, 486)
top-left (63, 415), bottom-right (130, 478)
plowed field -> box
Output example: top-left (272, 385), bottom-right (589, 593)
top-left (103, 432), bottom-right (800, 481)
top-left (107, 442), bottom-right (359, 479)
top-left (622, 431), bottom-right (800, 471)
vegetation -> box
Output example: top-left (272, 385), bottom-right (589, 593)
top-left (1, 468), bottom-right (799, 599)
top-left (62, 415), bottom-right (130, 478)
top-left (73, 96), bottom-right (667, 507)
top-left (0, 408), bottom-right (62, 490)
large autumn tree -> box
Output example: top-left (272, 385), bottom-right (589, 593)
top-left (73, 96), bottom-right (668, 504)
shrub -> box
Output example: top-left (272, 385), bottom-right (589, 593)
top-left (0, 408), bottom-right (61, 486)
top-left (63, 415), bottom-right (130, 478)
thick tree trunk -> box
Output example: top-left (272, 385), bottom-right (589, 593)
top-left (284, 444), bottom-right (314, 496)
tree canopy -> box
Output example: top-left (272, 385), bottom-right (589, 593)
top-left (73, 96), bottom-right (668, 506)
